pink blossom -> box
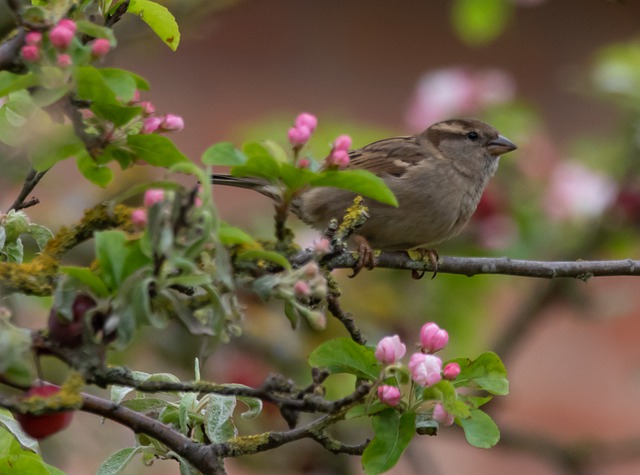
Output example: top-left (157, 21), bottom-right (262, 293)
top-left (443, 362), bottom-right (461, 381)
top-left (57, 19), bottom-right (77, 34)
top-left (288, 125), bottom-right (311, 147)
top-left (294, 281), bottom-right (311, 298)
top-left (433, 403), bottom-right (454, 426)
top-left (25, 32), bottom-right (42, 46)
top-left (313, 237), bottom-right (331, 255)
top-left (21, 45), bottom-right (40, 62)
top-left (49, 24), bottom-right (75, 50)
top-left (377, 385), bottom-right (402, 407)
top-left (161, 114), bottom-right (184, 132)
top-left (375, 335), bottom-right (406, 365)
top-left (57, 54), bottom-right (72, 68)
top-left (131, 209), bottom-right (147, 228)
top-left (419, 322), bottom-right (448, 353)
top-left (333, 134), bottom-right (352, 152)
top-left (544, 161), bottom-right (616, 221)
top-left (131, 89), bottom-right (141, 103)
top-left (297, 158), bottom-right (310, 169)
top-left (91, 38), bottom-right (111, 57)
top-left (326, 149), bottom-right (349, 169)
top-left (294, 112), bottom-right (318, 132)
top-left (139, 101), bottom-right (155, 115)
top-left (144, 189), bottom-right (165, 208)
top-left (408, 353), bottom-right (442, 387)
top-left (303, 262), bottom-right (320, 278)
top-left (141, 116), bottom-right (162, 134)
top-left (405, 68), bottom-right (515, 132)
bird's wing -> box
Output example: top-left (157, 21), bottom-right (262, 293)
top-left (347, 135), bottom-right (430, 177)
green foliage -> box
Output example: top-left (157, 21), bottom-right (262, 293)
top-left (308, 337), bottom-right (380, 380)
top-left (362, 410), bottom-right (415, 475)
top-left (127, 0), bottom-right (181, 51)
top-left (0, 210), bottom-right (53, 264)
top-left (0, 421), bottom-right (65, 475)
top-left (451, 0), bottom-right (513, 45)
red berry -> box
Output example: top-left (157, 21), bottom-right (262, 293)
top-left (48, 294), bottom-right (96, 347)
top-left (16, 385), bottom-right (73, 439)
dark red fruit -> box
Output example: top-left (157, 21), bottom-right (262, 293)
top-left (16, 385), bottom-right (73, 439)
top-left (48, 294), bottom-right (96, 347)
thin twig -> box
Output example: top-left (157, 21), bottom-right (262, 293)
top-left (9, 167), bottom-right (47, 211)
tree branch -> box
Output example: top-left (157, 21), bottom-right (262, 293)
top-left (319, 251), bottom-right (640, 280)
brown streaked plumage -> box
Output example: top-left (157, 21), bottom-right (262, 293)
top-left (211, 118), bottom-right (516, 252)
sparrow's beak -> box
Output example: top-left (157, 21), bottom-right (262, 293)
top-left (488, 135), bottom-right (517, 156)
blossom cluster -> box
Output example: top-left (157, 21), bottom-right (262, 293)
top-left (287, 112), bottom-right (352, 170)
top-left (374, 322), bottom-right (460, 427)
top-left (131, 188), bottom-right (202, 229)
top-left (21, 19), bottom-right (111, 69)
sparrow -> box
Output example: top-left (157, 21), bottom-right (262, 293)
top-left (212, 118), bottom-right (516, 273)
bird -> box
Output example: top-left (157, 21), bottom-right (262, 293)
top-left (211, 118), bottom-right (517, 274)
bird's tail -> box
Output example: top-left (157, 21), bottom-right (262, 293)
top-left (210, 174), bottom-right (278, 200)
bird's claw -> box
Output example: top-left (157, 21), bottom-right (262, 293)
top-left (411, 248), bottom-right (439, 280)
top-left (349, 236), bottom-right (376, 278)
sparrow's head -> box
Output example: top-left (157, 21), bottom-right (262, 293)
top-left (425, 118), bottom-right (517, 166)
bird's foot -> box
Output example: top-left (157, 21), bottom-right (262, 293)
top-left (349, 235), bottom-right (376, 278)
top-left (411, 248), bottom-right (439, 280)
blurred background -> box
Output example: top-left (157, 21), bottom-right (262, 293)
top-left (6, 0), bottom-right (640, 474)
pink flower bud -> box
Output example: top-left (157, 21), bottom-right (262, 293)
top-left (131, 209), bottom-right (147, 228)
top-left (49, 25), bottom-right (75, 50)
top-left (377, 385), bottom-right (402, 406)
top-left (194, 196), bottom-right (203, 207)
top-left (375, 335), bottom-right (406, 365)
top-left (21, 45), bottom-right (40, 62)
top-left (443, 362), bottom-right (461, 381)
top-left (420, 322), bottom-right (449, 353)
top-left (333, 134), bottom-right (352, 152)
top-left (433, 403), bottom-right (454, 426)
top-left (131, 89), bottom-right (141, 103)
top-left (297, 158), bottom-right (310, 169)
top-left (313, 237), bottom-right (331, 255)
top-left (139, 101), bottom-right (155, 115)
top-left (327, 149), bottom-right (350, 169)
top-left (141, 116), bottom-right (162, 134)
top-left (144, 189), bottom-right (165, 208)
top-left (161, 114), bottom-right (184, 131)
top-left (288, 125), bottom-right (311, 147)
top-left (294, 112), bottom-right (318, 132)
top-left (91, 38), bottom-right (111, 57)
top-left (57, 19), bottom-right (77, 34)
top-left (408, 353), bottom-right (442, 387)
top-left (56, 54), bottom-right (72, 68)
top-left (25, 32), bottom-right (42, 46)
top-left (294, 281), bottom-right (311, 298)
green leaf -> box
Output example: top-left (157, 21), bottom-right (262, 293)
top-left (231, 155), bottom-right (281, 183)
top-left (60, 266), bottom-right (110, 297)
top-left (29, 124), bottom-right (85, 171)
top-left (0, 410), bottom-right (39, 453)
top-left (77, 152), bottom-right (114, 187)
top-left (279, 163), bottom-right (319, 192)
top-left (205, 394), bottom-right (237, 443)
top-left (0, 71), bottom-right (38, 97)
top-left (128, 0), bottom-right (181, 51)
top-left (100, 68), bottom-right (148, 101)
top-left (0, 425), bottom-right (66, 474)
top-left (362, 409), bottom-right (415, 475)
top-left (96, 447), bottom-right (141, 475)
top-left (308, 337), bottom-right (379, 380)
top-left (178, 392), bottom-right (197, 434)
top-left (452, 352), bottom-right (509, 395)
top-left (120, 398), bottom-right (169, 412)
top-left (74, 66), bottom-right (118, 105)
top-left (93, 103), bottom-right (142, 127)
top-left (457, 408), bottom-right (500, 448)
top-left (75, 20), bottom-right (117, 42)
top-left (218, 222), bottom-right (256, 246)
top-left (27, 224), bottom-right (53, 251)
top-left (236, 249), bottom-right (291, 270)
top-left (422, 380), bottom-right (470, 419)
top-left (127, 134), bottom-right (189, 167)
top-left (311, 170), bottom-right (398, 207)
top-left (95, 231), bottom-right (150, 289)
top-left (451, 0), bottom-right (512, 45)
top-left (201, 142), bottom-right (246, 166)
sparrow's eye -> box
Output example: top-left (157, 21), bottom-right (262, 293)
top-left (467, 131), bottom-right (479, 141)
